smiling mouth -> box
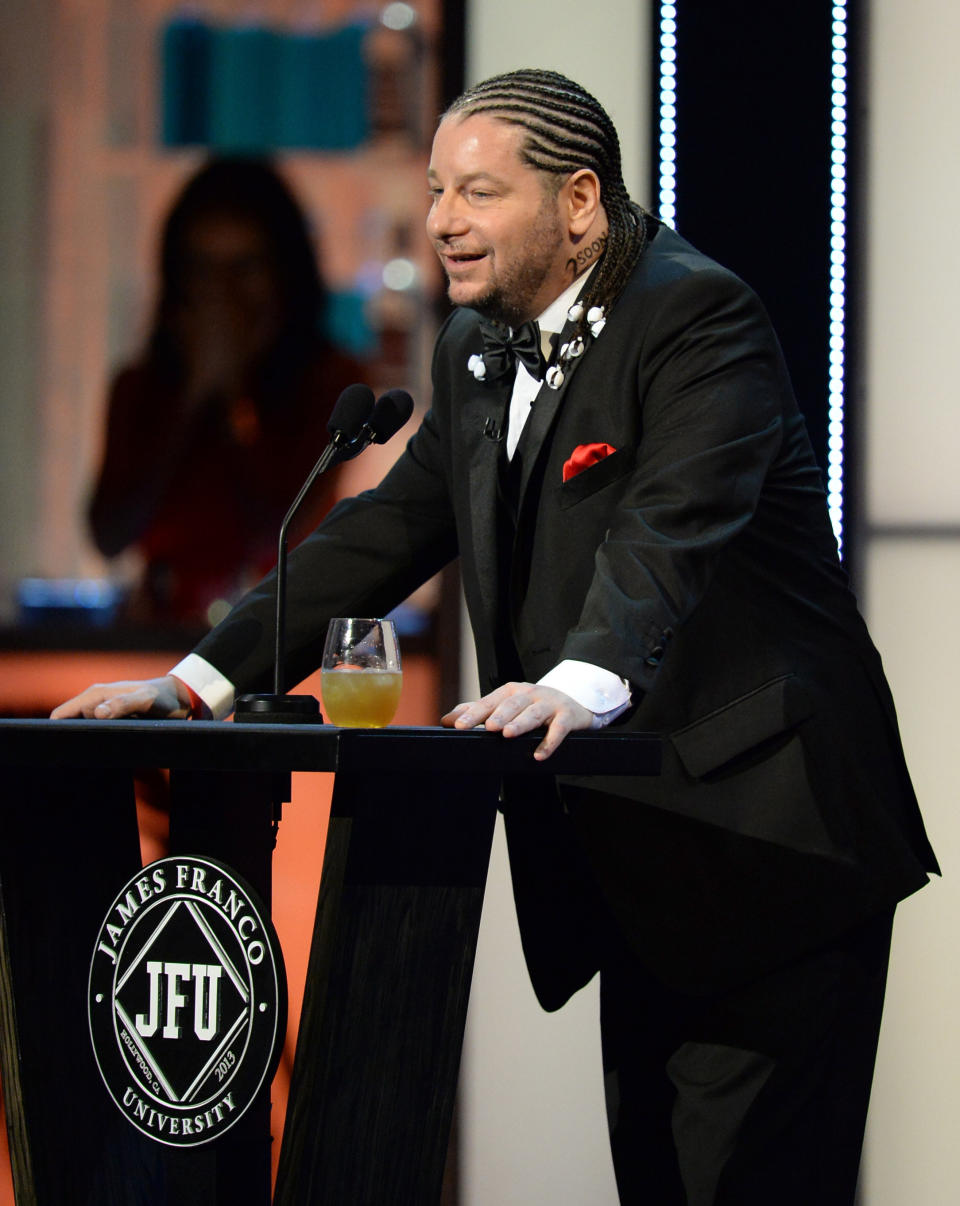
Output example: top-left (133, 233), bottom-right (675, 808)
top-left (440, 250), bottom-right (487, 269)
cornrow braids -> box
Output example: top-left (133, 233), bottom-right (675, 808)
top-left (444, 69), bottom-right (650, 332)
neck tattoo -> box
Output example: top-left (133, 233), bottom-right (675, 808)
top-left (566, 231), bottom-right (608, 279)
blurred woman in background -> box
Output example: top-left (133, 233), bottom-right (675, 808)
top-left (90, 157), bottom-right (364, 627)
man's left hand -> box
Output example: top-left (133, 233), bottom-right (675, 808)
top-left (441, 681), bottom-right (593, 761)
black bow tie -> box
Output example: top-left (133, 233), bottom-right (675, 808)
top-left (478, 319), bottom-right (545, 382)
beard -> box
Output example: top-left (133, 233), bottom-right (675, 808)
top-left (450, 198), bottom-right (565, 328)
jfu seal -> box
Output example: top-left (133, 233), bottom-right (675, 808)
top-left (88, 855), bottom-right (286, 1147)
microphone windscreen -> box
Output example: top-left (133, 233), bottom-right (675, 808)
top-left (368, 389), bottom-right (415, 443)
top-left (327, 383), bottom-right (375, 440)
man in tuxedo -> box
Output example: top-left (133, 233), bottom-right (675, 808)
top-left (55, 70), bottom-right (936, 1203)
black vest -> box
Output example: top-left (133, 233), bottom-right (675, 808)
top-left (493, 407), bottom-right (542, 683)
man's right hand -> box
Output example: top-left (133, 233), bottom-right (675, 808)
top-left (50, 676), bottom-right (191, 721)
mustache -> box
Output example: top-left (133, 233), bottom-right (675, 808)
top-left (435, 242), bottom-right (487, 256)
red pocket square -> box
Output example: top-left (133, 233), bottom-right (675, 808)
top-left (562, 442), bottom-right (617, 482)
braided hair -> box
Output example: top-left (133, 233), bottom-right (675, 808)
top-left (444, 69), bottom-right (650, 329)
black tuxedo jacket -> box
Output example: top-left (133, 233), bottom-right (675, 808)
top-left (194, 223), bottom-right (936, 1000)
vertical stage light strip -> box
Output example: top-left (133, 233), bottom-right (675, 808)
top-left (658, 4), bottom-right (677, 226)
top-left (828, 4), bottom-right (848, 553)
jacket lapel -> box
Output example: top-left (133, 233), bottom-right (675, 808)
top-left (458, 310), bottom-right (600, 637)
top-left (465, 377), bottom-right (510, 629)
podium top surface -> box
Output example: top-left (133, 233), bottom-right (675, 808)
top-left (0, 718), bottom-right (660, 778)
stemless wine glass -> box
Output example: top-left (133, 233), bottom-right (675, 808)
top-left (320, 618), bottom-right (402, 728)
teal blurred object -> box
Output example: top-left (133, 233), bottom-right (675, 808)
top-left (277, 24), bottom-right (370, 150)
top-left (208, 20), bottom-right (281, 151)
top-left (324, 291), bottom-right (376, 359)
top-left (160, 16), bottom-right (371, 152)
top-left (160, 12), bottom-right (214, 145)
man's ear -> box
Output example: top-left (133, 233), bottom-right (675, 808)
top-left (564, 169), bottom-right (602, 236)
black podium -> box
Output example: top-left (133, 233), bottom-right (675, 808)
top-left (0, 720), bottom-right (660, 1205)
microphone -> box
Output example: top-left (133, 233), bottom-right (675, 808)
top-left (338, 388), bottom-right (414, 460)
top-left (326, 382), bottom-right (376, 457)
top-left (234, 384), bottom-right (413, 724)
top-left (369, 387), bottom-right (415, 439)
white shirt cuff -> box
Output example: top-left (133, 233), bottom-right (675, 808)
top-left (537, 660), bottom-right (632, 729)
top-left (169, 653), bottom-right (236, 721)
